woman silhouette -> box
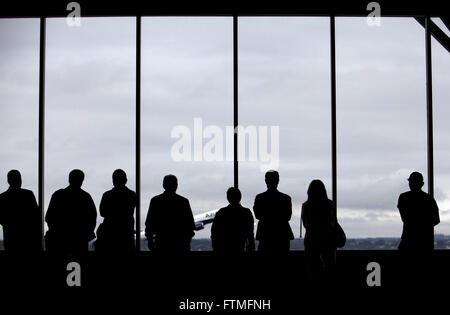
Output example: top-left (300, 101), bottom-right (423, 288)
top-left (301, 179), bottom-right (337, 285)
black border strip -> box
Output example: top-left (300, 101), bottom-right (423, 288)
top-left (0, 0), bottom-right (447, 18)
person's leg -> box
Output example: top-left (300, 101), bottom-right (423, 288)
top-left (285, 239), bottom-right (291, 253)
top-left (306, 245), bottom-right (321, 287)
top-left (321, 247), bottom-right (336, 287)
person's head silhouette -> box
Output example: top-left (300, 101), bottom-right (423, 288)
top-left (112, 169), bottom-right (127, 188)
top-left (307, 179), bottom-right (328, 202)
top-left (7, 170), bottom-right (22, 189)
top-left (265, 170), bottom-right (279, 190)
top-left (163, 174), bottom-right (178, 193)
top-left (408, 171), bottom-right (424, 192)
top-left (69, 169), bottom-right (84, 188)
top-left (227, 187), bottom-right (242, 206)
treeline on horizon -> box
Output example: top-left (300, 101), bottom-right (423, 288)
top-left (2, 236), bottom-right (450, 251)
top-left (185, 235), bottom-right (450, 251)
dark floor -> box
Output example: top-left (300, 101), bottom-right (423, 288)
top-left (0, 250), bottom-right (448, 311)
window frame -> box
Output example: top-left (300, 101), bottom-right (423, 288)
top-left (0, 10), bottom-right (441, 251)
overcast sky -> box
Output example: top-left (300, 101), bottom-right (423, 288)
top-left (0, 17), bottom-right (449, 243)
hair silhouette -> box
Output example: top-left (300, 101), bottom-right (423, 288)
top-left (95, 169), bottom-right (136, 253)
top-left (69, 169), bottom-right (84, 188)
top-left (0, 170), bottom-right (42, 252)
top-left (211, 187), bottom-right (255, 254)
top-left (253, 170), bottom-right (294, 254)
top-left (306, 179), bottom-right (328, 202)
top-left (145, 175), bottom-right (195, 254)
top-left (264, 170), bottom-right (279, 190)
top-left (7, 170), bottom-right (22, 189)
top-left (162, 174), bottom-right (178, 193)
top-left (227, 187), bottom-right (242, 205)
top-left (407, 171), bottom-right (424, 192)
top-left (112, 169), bottom-right (127, 187)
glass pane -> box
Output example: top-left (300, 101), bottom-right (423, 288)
top-left (239, 17), bottom-right (332, 250)
top-left (141, 17), bottom-right (233, 250)
top-left (336, 17), bottom-right (427, 248)
top-left (0, 19), bottom-right (40, 250)
top-left (433, 33), bottom-right (450, 248)
top-left (45, 18), bottom-right (136, 250)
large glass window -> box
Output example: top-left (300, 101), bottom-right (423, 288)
top-left (336, 18), bottom-right (427, 244)
top-left (0, 19), bottom-right (40, 248)
top-left (1, 15), bottom-right (448, 252)
top-left (239, 17), bottom-right (332, 247)
top-left (141, 17), bottom-right (233, 249)
top-left (433, 29), bottom-right (450, 248)
top-left (45, 18), bottom-right (136, 239)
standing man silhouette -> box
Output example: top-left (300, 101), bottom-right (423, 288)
top-left (253, 170), bottom-right (294, 253)
top-left (397, 171), bottom-right (440, 253)
top-left (95, 169), bottom-right (136, 253)
top-left (45, 169), bottom-right (97, 255)
top-left (211, 187), bottom-right (255, 254)
top-left (145, 175), bottom-right (195, 253)
top-left (0, 170), bottom-right (42, 252)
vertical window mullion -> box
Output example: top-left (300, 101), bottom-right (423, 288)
top-left (136, 16), bottom-right (142, 252)
top-left (38, 16), bottom-right (46, 250)
top-left (425, 16), bottom-right (434, 198)
top-left (330, 16), bottom-right (337, 213)
top-left (233, 15), bottom-right (239, 189)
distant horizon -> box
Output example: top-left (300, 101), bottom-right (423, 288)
top-left (4, 235), bottom-right (450, 251)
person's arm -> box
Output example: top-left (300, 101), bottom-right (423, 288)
top-left (331, 200), bottom-right (338, 225)
top-left (210, 215), bottom-right (217, 251)
top-left (253, 195), bottom-right (262, 220)
top-left (431, 198), bottom-right (440, 226)
top-left (87, 195), bottom-right (97, 241)
top-left (185, 199), bottom-right (195, 238)
top-left (145, 198), bottom-right (156, 250)
top-left (99, 192), bottom-right (108, 218)
top-left (30, 191), bottom-right (42, 249)
top-left (301, 204), bottom-right (308, 230)
top-left (45, 192), bottom-right (57, 230)
top-left (131, 190), bottom-right (137, 218)
top-left (397, 194), bottom-right (406, 223)
top-left (210, 211), bottom-right (220, 251)
top-left (286, 196), bottom-right (292, 221)
top-left (246, 211), bottom-right (255, 252)
top-left (0, 195), bottom-right (4, 226)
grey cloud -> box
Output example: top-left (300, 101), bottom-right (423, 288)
top-left (1, 16), bottom-right (450, 241)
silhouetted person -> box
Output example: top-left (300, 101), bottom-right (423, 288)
top-left (397, 172), bottom-right (440, 253)
top-left (145, 175), bottom-right (195, 253)
top-left (211, 187), bottom-right (255, 254)
top-left (45, 169), bottom-right (97, 255)
top-left (95, 169), bottom-right (136, 253)
top-left (0, 170), bottom-right (42, 252)
top-left (301, 179), bottom-right (337, 286)
top-left (253, 170), bottom-right (294, 253)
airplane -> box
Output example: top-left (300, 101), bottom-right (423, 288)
top-left (138, 208), bottom-right (220, 240)
top-left (193, 208), bottom-right (219, 231)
